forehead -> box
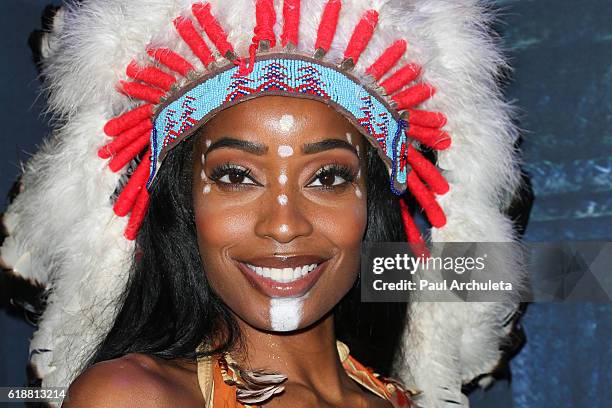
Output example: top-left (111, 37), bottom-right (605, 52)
top-left (198, 96), bottom-right (360, 146)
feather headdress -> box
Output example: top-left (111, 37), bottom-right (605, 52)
top-left (0, 1), bottom-right (524, 406)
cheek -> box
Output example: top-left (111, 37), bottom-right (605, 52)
top-left (308, 193), bottom-right (367, 249)
top-left (194, 194), bottom-right (255, 248)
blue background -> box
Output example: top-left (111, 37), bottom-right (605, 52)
top-left (1, 1), bottom-right (610, 407)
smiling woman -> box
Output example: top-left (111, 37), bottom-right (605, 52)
top-left (194, 97), bottom-right (367, 332)
top-left (0, 1), bottom-right (526, 407)
top-left (65, 95), bottom-right (412, 407)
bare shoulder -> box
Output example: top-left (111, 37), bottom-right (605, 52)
top-left (63, 353), bottom-right (202, 408)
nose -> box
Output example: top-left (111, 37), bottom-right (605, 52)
top-left (254, 190), bottom-right (314, 244)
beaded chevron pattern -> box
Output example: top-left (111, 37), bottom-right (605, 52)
top-left (150, 57), bottom-right (405, 192)
top-left (100, 0), bottom-right (451, 243)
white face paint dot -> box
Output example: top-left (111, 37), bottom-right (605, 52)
top-left (356, 145), bottom-right (360, 157)
top-left (203, 184), bottom-right (211, 194)
top-left (278, 173), bottom-right (288, 185)
top-left (205, 139), bottom-right (212, 148)
top-left (201, 153), bottom-right (206, 165)
top-left (278, 145), bottom-right (294, 157)
top-left (278, 114), bottom-right (296, 133)
top-left (200, 169), bottom-right (207, 181)
top-left (277, 194), bottom-right (288, 206)
top-left (279, 224), bottom-right (289, 233)
top-left (346, 132), bottom-right (352, 144)
top-left (355, 187), bottom-right (363, 199)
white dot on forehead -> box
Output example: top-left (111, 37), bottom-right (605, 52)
top-left (278, 173), bottom-right (288, 185)
top-left (278, 114), bottom-right (295, 132)
top-left (277, 145), bottom-right (294, 157)
top-left (277, 194), bottom-right (288, 206)
top-left (279, 224), bottom-right (289, 233)
top-left (203, 184), bottom-right (211, 194)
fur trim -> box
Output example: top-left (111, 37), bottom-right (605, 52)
top-left (0, 1), bottom-right (525, 407)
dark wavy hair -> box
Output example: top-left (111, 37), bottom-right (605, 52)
top-left (85, 133), bottom-right (409, 376)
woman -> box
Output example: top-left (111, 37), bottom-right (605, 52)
top-left (0, 0), bottom-right (525, 406)
top-left (65, 96), bottom-right (413, 406)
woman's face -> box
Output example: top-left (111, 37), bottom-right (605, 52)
top-left (192, 96), bottom-right (367, 332)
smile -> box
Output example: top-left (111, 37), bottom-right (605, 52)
top-left (245, 263), bottom-right (318, 283)
top-left (235, 256), bottom-right (329, 298)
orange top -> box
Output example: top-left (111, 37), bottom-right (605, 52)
top-left (196, 341), bottom-right (416, 408)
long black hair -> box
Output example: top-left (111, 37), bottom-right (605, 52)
top-left (86, 133), bottom-right (409, 376)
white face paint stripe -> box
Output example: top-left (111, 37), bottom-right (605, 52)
top-left (346, 132), bottom-right (352, 144)
top-left (200, 169), bottom-right (207, 181)
top-left (201, 153), bottom-right (206, 165)
top-left (278, 114), bottom-right (296, 133)
top-left (278, 145), bottom-right (294, 157)
top-left (355, 187), bottom-right (363, 199)
top-left (269, 296), bottom-right (305, 332)
top-left (277, 194), bottom-right (288, 206)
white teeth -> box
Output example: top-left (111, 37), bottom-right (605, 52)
top-left (271, 268), bottom-right (282, 281)
top-left (247, 263), bottom-right (319, 283)
top-left (281, 267), bottom-right (292, 282)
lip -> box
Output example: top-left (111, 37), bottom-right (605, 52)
top-left (235, 255), bottom-right (330, 298)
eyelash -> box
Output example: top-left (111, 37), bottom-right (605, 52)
top-left (307, 163), bottom-right (357, 190)
top-left (207, 163), bottom-right (358, 190)
top-left (209, 163), bottom-right (258, 189)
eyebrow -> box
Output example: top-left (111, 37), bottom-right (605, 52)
top-left (205, 137), bottom-right (358, 157)
top-left (205, 137), bottom-right (268, 156)
top-left (301, 139), bottom-right (358, 156)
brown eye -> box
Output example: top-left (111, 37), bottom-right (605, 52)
top-left (307, 164), bottom-right (356, 189)
top-left (211, 164), bottom-right (258, 186)
top-left (318, 173), bottom-right (337, 187)
top-left (228, 170), bottom-right (245, 184)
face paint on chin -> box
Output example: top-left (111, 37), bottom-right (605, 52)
top-left (269, 294), bottom-right (308, 332)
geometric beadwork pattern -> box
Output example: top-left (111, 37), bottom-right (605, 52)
top-left (149, 56), bottom-right (408, 192)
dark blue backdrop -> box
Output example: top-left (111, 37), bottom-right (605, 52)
top-left (1, 1), bottom-right (610, 407)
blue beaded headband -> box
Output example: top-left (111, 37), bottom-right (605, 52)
top-left (148, 55), bottom-right (409, 194)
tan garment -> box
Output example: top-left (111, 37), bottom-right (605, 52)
top-left (196, 341), bottom-right (415, 407)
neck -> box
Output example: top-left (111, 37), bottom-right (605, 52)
top-left (233, 312), bottom-right (352, 393)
